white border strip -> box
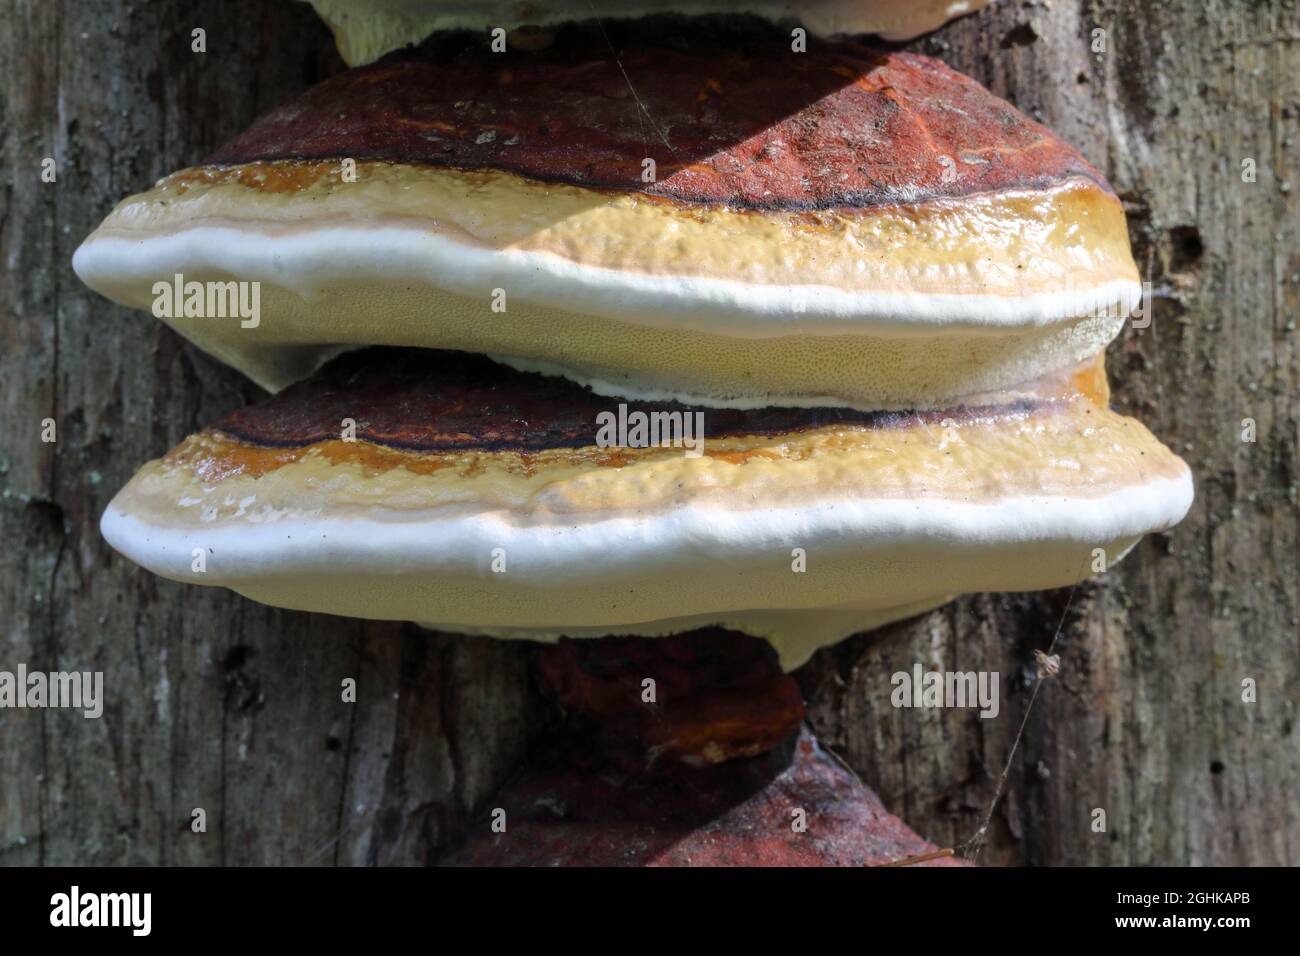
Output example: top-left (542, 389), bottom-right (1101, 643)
top-left (102, 471), bottom-right (1193, 587)
top-left (74, 225), bottom-right (1143, 339)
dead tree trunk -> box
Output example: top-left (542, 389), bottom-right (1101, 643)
top-left (1, 0), bottom-right (1296, 865)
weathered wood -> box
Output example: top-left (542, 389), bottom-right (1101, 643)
top-left (1, 0), bottom-right (1295, 865)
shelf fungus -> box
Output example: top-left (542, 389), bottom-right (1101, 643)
top-left (449, 631), bottom-right (965, 866)
top-left (83, 14), bottom-right (1190, 861)
top-left (85, 21), bottom-right (1192, 672)
top-left (99, 346), bottom-right (1191, 671)
top-left (76, 23), bottom-right (1134, 412)
top-left (298, 1), bottom-right (997, 67)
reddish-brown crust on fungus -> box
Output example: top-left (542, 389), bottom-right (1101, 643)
top-left (213, 347), bottom-right (1042, 453)
top-left (207, 18), bottom-right (1110, 210)
top-left (446, 630), bottom-right (964, 866)
top-left (445, 726), bottom-right (966, 866)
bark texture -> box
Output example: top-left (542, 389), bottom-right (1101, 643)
top-left (1, 0), bottom-right (1296, 865)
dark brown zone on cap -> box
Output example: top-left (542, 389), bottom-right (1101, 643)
top-left (206, 15), bottom-right (1109, 211)
top-left (214, 347), bottom-right (1040, 453)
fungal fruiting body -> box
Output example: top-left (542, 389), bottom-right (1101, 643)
top-left (101, 347), bottom-right (1188, 670)
top-left (74, 31), bottom-right (1132, 409)
top-left (79, 21), bottom-right (1193, 669)
top-left (301, 0), bottom-right (996, 66)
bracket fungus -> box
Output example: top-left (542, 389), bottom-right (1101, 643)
top-left (83, 20), bottom-right (1192, 670)
top-left (80, 10), bottom-right (1190, 863)
top-left (75, 22), bottom-right (1131, 411)
top-left (101, 346), bottom-right (1190, 671)
top-left (449, 630), bottom-right (967, 865)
